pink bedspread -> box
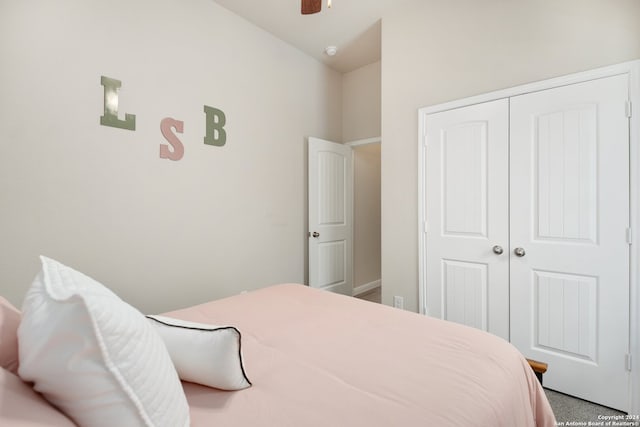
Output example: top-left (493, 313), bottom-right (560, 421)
top-left (165, 284), bottom-right (556, 427)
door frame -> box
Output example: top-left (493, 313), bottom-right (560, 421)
top-left (418, 60), bottom-right (640, 414)
top-left (308, 137), bottom-right (354, 295)
top-left (308, 136), bottom-right (382, 297)
top-left (345, 136), bottom-right (382, 296)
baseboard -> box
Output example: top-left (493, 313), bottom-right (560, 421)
top-left (353, 280), bottom-right (381, 296)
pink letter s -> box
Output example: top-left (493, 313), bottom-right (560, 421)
top-left (160, 118), bottom-right (185, 161)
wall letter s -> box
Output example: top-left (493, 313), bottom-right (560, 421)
top-left (160, 118), bottom-right (185, 161)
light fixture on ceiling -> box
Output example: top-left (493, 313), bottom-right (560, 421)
top-left (301, 0), bottom-right (321, 14)
top-left (325, 46), bottom-right (337, 56)
top-left (301, 0), bottom-right (333, 15)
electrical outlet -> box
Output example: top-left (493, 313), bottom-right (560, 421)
top-left (393, 296), bottom-right (404, 309)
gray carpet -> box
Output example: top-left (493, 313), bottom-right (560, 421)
top-left (544, 388), bottom-right (627, 424)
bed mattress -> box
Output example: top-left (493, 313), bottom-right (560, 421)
top-left (164, 284), bottom-right (556, 427)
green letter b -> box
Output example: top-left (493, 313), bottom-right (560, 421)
top-left (203, 105), bottom-right (226, 147)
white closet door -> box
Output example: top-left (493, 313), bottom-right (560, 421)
top-left (509, 75), bottom-right (630, 411)
top-left (425, 99), bottom-right (510, 340)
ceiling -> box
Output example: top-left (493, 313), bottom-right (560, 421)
top-left (212, 0), bottom-right (391, 73)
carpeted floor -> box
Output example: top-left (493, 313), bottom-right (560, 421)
top-left (354, 287), bottom-right (382, 303)
top-left (544, 388), bottom-right (627, 424)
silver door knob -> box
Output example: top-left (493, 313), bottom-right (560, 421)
top-left (514, 247), bottom-right (526, 257)
top-left (312, 231), bottom-right (320, 238)
top-left (492, 245), bottom-right (504, 255)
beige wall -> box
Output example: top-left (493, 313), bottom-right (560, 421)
top-left (353, 144), bottom-right (381, 289)
top-left (342, 61), bottom-right (382, 292)
top-left (5, 0), bottom-right (635, 314)
top-left (342, 61), bottom-right (381, 142)
top-left (0, 0), bottom-right (342, 313)
top-left (381, 0), bottom-right (640, 311)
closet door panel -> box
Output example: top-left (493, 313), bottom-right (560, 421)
top-left (509, 74), bottom-right (630, 411)
top-left (425, 99), bottom-right (509, 340)
top-left (535, 106), bottom-right (597, 242)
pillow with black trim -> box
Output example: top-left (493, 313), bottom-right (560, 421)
top-left (147, 315), bottom-right (251, 391)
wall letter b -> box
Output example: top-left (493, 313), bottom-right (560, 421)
top-left (203, 105), bottom-right (226, 146)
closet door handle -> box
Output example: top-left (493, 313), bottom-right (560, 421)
top-left (514, 247), bottom-right (526, 257)
top-left (492, 245), bottom-right (504, 255)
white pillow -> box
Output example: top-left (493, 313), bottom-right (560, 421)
top-left (147, 315), bottom-right (252, 391)
top-left (17, 256), bottom-right (190, 427)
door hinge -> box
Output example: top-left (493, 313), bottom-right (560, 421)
top-left (626, 100), bottom-right (632, 118)
top-left (626, 227), bottom-right (632, 244)
top-left (423, 220), bottom-right (428, 234)
top-left (626, 353), bottom-right (632, 371)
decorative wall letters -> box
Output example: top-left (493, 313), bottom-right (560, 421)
top-left (159, 118), bottom-right (185, 161)
top-left (100, 76), bottom-right (136, 131)
top-left (99, 75), bottom-right (227, 161)
top-left (203, 105), bottom-right (226, 147)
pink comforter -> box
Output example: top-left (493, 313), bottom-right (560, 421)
top-left (166, 284), bottom-right (556, 427)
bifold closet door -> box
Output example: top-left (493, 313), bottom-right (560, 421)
top-left (509, 75), bottom-right (630, 411)
top-left (424, 99), bottom-right (510, 340)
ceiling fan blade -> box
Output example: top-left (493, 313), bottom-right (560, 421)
top-left (301, 0), bottom-right (321, 14)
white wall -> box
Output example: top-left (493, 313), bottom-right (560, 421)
top-left (0, 0), bottom-right (342, 313)
top-left (381, 0), bottom-right (640, 311)
top-left (342, 61), bottom-right (381, 142)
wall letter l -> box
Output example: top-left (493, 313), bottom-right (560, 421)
top-left (100, 76), bottom-right (136, 131)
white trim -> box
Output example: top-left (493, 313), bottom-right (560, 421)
top-left (345, 136), bottom-right (381, 147)
top-left (350, 151), bottom-right (356, 296)
top-left (418, 59), bottom-right (640, 412)
top-left (353, 279), bottom-right (381, 296)
top-left (418, 113), bottom-right (427, 315)
top-left (629, 61), bottom-right (640, 416)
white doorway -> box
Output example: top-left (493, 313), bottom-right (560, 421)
top-left (308, 137), bottom-right (381, 297)
top-left (419, 62), bottom-right (639, 412)
top-left (308, 137), bottom-right (353, 295)
top-left (350, 140), bottom-right (381, 297)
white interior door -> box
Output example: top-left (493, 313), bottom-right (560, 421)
top-left (509, 75), bottom-right (630, 411)
top-left (308, 137), bottom-right (353, 295)
top-left (424, 99), bottom-right (510, 340)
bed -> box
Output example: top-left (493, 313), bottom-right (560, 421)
top-left (1, 257), bottom-right (556, 426)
